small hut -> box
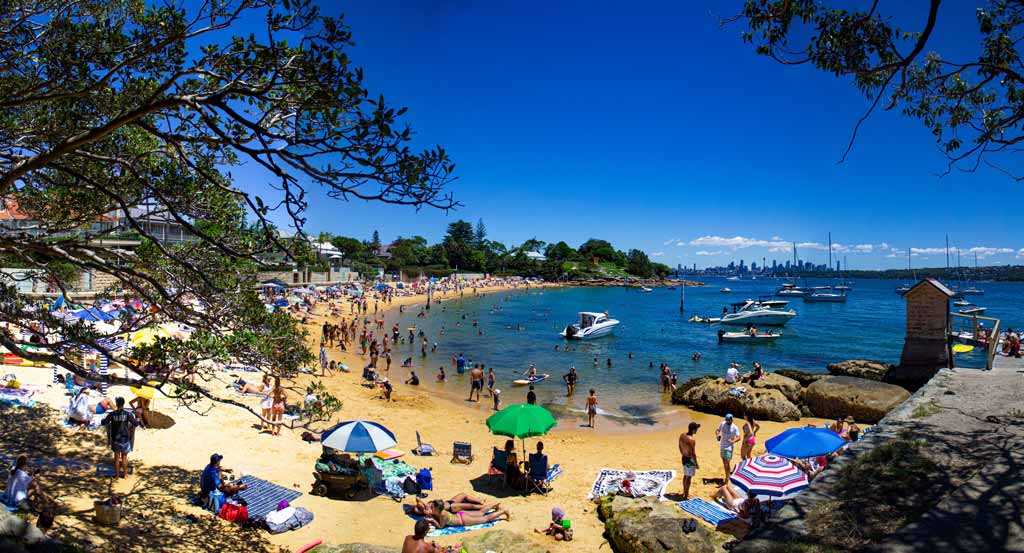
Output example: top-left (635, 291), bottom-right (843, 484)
top-left (892, 278), bottom-right (954, 390)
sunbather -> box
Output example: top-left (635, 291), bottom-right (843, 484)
top-left (409, 494), bottom-right (497, 516)
top-left (713, 484), bottom-right (759, 524)
top-left (424, 499), bottom-right (510, 528)
top-left (235, 375), bottom-right (271, 395)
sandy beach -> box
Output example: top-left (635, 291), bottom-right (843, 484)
top-left (3, 283), bottom-right (828, 553)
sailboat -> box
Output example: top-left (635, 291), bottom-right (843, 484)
top-left (895, 248), bottom-right (915, 294)
top-left (960, 252), bottom-right (985, 296)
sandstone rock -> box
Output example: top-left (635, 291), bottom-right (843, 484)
top-left (774, 369), bottom-right (824, 387)
top-left (598, 496), bottom-right (716, 553)
top-left (802, 375), bottom-right (910, 423)
top-left (748, 372), bottom-right (801, 403)
top-left (461, 529), bottom-right (551, 553)
top-left (673, 378), bottom-right (800, 422)
top-left (826, 359), bottom-right (894, 382)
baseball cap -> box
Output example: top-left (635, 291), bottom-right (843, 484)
top-left (688, 422), bottom-right (701, 432)
top-left (725, 413), bottom-right (734, 420)
top-left (210, 453), bottom-right (223, 464)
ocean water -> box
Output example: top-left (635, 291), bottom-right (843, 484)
top-left (385, 278), bottom-right (1022, 420)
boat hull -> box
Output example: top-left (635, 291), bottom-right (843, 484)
top-left (720, 312), bottom-right (795, 326)
top-left (560, 321), bottom-right (619, 340)
top-left (719, 332), bottom-right (780, 343)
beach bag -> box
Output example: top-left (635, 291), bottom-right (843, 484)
top-left (205, 490), bottom-right (225, 514)
top-left (416, 469), bottom-right (433, 491)
top-left (265, 506), bottom-right (314, 534)
top-left (402, 476), bottom-right (421, 495)
top-left (218, 502), bottom-right (249, 523)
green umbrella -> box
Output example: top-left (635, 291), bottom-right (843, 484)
top-left (486, 404), bottom-right (557, 438)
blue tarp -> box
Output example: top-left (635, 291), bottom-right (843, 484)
top-left (72, 307), bottom-right (115, 322)
top-left (273, 298), bottom-right (289, 308)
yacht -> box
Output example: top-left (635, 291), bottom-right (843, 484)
top-left (720, 300), bottom-right (797, 326)
top-left (895, 283), bottom-right (912, 294)
top-left (953, 298), bottom-right (972, 307)
top-left (960, 286), bottom-right (984, 296)
top-left (804, 289), bottom-right (847, 303)
top-left (726, 276), bottom-right (740, 281)
top-left (560, 311), bottom-right (620, 340)
top-left (775, 283), bottom-right (806, 297)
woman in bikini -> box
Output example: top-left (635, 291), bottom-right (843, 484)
top-left (740, 413), bottom-right (760, 460)
top-left (271, 383), bottom-right (286, 436)
top-left (426, 499), bottom-right (510, 528)
top-left (410, 494), bottom-right (497, 516)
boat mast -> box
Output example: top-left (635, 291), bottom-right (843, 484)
top-left (828, 232), bottom-right (833, 272)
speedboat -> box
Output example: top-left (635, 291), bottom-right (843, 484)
top-left (775, 283), bottom-right (806, 297)
top-left (960, 286), bottom-right (984, 296)
top-left (719, 300), bottom-right (796, 326)
top-left (688, 316), bottom-right (720, 324)
top-left (726, 276), bottom-right (740, 281)
top-left (804, 289), bottom-right (847, 303)
top-left (895, 283), bottom-right (912, 294)
top-left (639, 286), bottom-right (653, 293)
top-left (718, 330), bottom-right (781, 343)
top-left (560, 311), bottom-right (619, 340)
top-left (720, 287), bottom-right (732, 293)
top-left (954, 299), bottom-right (971, 307)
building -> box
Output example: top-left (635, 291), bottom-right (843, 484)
top-left (0, 197), bottom-right (193, 245)
top-left (525, 251), bottom-right (547, 261)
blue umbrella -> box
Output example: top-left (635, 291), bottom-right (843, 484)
top-left (320, 420), bottom-right (397, 453)
top-left (765, 427), bottom-right (846, 459)
top-left (273, 298), bottom-right (289, 308)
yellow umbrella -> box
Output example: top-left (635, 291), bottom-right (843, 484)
top-left (130, 381), bottom-right (161, 400)
top-left (130, 327), bottom-right (170, 346)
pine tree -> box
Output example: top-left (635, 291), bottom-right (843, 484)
top-left (474, 218), bottom-right (487, 245)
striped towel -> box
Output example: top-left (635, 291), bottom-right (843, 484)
top-left (547, 464), bottom-right (563, 481)
top-left (427, 521), bottom-right (497, 538)
top-left (229, 475), bottom-right (302, 521)
top-left (677, 498), bottom-right (737, 526)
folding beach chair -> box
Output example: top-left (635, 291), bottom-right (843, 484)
top-left (450, 441), bottom-right (473, 465)
top-left (413, 431), bottom-right (435, 456)
top-left (527, 453), bottom-right (552, 495)
top-left (486, 447), bottom-right (509, 487)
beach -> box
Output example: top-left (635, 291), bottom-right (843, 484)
top-left (4, 283), bottom-right (829, 552)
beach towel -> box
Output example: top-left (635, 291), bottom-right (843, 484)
top-left (0, 396), bottom-right (35, 408)
top-left (402, 506), bottom-right (500, 538)
top-left (229, 475), bottom-right (302, 522)
top-left (677, 498), bottom-right (737, 527)
top-left (374, 449), bottom-right (405, 460)
top-left (224, 364), bottom-right (260, 373)
top-left (547, 463), bottom-right (564, 482)
top-left (587, 468), bottom-right (676, 500)
top-left (356, 454), bottom-right (417, 480)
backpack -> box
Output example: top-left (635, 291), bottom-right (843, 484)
top-left (415, 469), bottom-right (433, 491)
top-left (218, 502), bottom-right (249, 523)
top-left (402, 475), bottom-right (421, 495)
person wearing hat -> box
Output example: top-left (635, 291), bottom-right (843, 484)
top-left (492, 388), bottom-right (501, 411)
top-left (380, 377), bottom-right (393, 402)
top-left (678, 421), bottom-right (700, 500)
top-left (535, 506), bottom-right (573, 541)
top-left (715, 413), bottom-right (741, 480)
top-left (199, 453), bottom-right (247, 502)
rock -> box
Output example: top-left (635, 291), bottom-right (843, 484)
top-left (748, 372), bottom-right (801, 403)
top-left (598, 496), bottom-right (717, 553)
top-left (773, 369), bottom-right (824, 387)
top-left (673, 375), bottom-right (716, 398)
top-left (461, 529), bottom-right (551, 553)
top-left (826, 359), bottom-right (894, 381)
top-left (313, 544), bottom-right (400, 553)
top-left (673, 378), bottom-right (800, 422)
top-left (0, 510), bottom-right (61, 553)
top-left (802, 375), bottom-right (911, 423)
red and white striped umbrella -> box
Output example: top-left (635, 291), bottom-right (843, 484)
top-left (730, 454), bottom-right (809, 499)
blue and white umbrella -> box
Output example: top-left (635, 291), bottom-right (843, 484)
top-left (320, 420), bottom-right (397, 453)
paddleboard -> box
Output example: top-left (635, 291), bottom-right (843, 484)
top-left (512, 374), bottom-right (550, 386)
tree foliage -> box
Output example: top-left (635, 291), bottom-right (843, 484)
top-left (0, 0), bottom-right (456, 420)
top-left (732, 0), bottom-right (1024, 178)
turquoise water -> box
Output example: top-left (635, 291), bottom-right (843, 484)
top-left (386, 279), bottom-right (1022, 419)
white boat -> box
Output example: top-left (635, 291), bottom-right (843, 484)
top-left (726, 276), bottom-right (740, 281)
top-left (775, 283), bottom-right (806, 297)
top-left (718, 330), bottom-right (781, 343)
top-left (953, 299), bottom-right (971, 307)
top-left (960, 286), bottom-right (984, 296)
top-left (560, 311), bottom-right (620, 340)
top-left (719, 300), bottom-right (796, 326)
top-left (720, 287), bottom-right (732, 293)
top-left (639, 286), bottom-right (653, 293)
top-left (688, 316), bottom-right (721, 324)
top-left (959, 306), bottom-right (987, 315)
top-left (804, 289), bottom-right (847, 303)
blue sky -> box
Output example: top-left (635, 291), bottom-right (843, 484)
top-left (231, 1), bottom-right (1023, 269)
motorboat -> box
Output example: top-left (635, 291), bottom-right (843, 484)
top-left (560, 311), bottom-right (620, 340)
top-left (833, 283), bottom-right (853, 291)
top-left (688, 316), bottom-right (720, 324)
top-left (953, 299), bottom-right (971, 307)
top-left (720, 287), bottom-right (732, 293)
top-left (804, 289), bottom-right (847, 303)
top-left (718, 330), bottom-right (781, 343)
top-left (960, 286), bottom-right (984, 296)
top-left (719, 300), bottom-right (796, 326)
top-left (726, 276), bottom-right (740, 281)
top-left (775, 283), bottom-right (806, 297)
top-left (895, 283), bottom-right (912, 294)
top-left (639, 286), bottom-right (653, 293)
top-left (958, 306), bottom-right (988, 315)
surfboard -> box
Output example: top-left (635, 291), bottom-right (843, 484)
top-left (512, 374), bottom-right (550, 386)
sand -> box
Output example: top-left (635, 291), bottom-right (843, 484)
top-left (3, 283), bottom-right (827, 553)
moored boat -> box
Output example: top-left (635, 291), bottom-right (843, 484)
top-left (560, 311), bottom-right (619, 340)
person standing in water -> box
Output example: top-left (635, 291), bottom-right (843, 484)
top-left (586, 389), bottom-right (598, 428)
top-left (486, 367), bottom-right (496, 397)
top-left (468, 364), bottom-right (484, 403)
top-left (563, 367), bottom-right (578, 397)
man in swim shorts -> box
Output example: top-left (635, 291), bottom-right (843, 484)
top-left (678, 421), bottom-right (700, 500)
top-left (468, 364), bottom-right (484, 402)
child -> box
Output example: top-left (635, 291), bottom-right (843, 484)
top-left (535, 507), bottom-right (573, 541)
top-left (492, 388), bottom-right (501, 411)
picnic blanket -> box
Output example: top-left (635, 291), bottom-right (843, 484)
top-left (229, 475), bottom-right (302, 522)
top-left (677, 498), bottom-right (737, 526)
top-left (356, 454), bottom-right (416, 480)
top-left (588, 468), bottom-right (676, 500)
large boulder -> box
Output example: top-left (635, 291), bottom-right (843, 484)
top-left (773, 369), bottom-right (824, 388)
top-left (748, 372), bottom-right (801, 403)
top-left (461, 529), bottom-right (551, 553)
top-left (598, 495), bottom-right (717, 553)
top-left (802, 375), bottom-right (910, 423)
top-left (826, 359), bottom-right (894, 382)
top-left (673, 378), bottom-right (800, 422)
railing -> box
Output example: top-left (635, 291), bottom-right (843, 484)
top-left (950, 312), bottom-right (1001, 370)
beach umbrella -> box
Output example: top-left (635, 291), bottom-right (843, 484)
top-left (130, 327), bottom-right (170, 347)
top-left (320, 420), bottom-right (397, 453)
top-left (130, 381), bottom-right (162, 401)
top-left (730, 454), bottom-right (809, 499)
top-left (765, 427), bottom-right (846, 459)
top-left (486, 404), bottom-right (557, 460)
top-left (292, 287), bottom-right (314, 295)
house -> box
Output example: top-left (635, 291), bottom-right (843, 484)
top-left (524, 251), bottom-right (547, 261)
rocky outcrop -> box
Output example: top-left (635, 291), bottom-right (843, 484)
top-left (773, 369), bottom-right (824, 388)
top-left (0, 510), bottom-right (60, 553)
top-left (747, 372), bottom-right (802, 403)
top-left (461, 529), bottom-right (551, 553)
top-left (598, 495), bottom-right (717, 553)
top-left (673, 377), bottom-right (800, 422)
top-left (826, 359), bottom-right (894, 382)
top-left (802, 376), bottom-right (911, 423)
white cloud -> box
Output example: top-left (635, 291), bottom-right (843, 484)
top-left (852, 244), bottom-right (874, 253)
top-left (650, 251), bottom-right (665, 257)
top-left (885, 252), bottom-right (904, 258)
top-left (1018, 248), bottom-right (1024, 258)
top-left (796, 241), bottom-right (828, 251)
top-left (964, 246), bottom-right (1013, 259)
top-left (911, 247), bottom-right (946, 255)
top-left (662, 238), bottom-right (677, 246)
top-left (688, 235), bottom-right (790, 251)
top-left (695, 250), bottom-right (723, 256)
top-left (675, 241), bottom-right (687, 247)
top-left (878, 242), bottom-right (891, 250)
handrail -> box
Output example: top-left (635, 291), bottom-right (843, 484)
top-left (949, 312), bottom-right (1001, 370)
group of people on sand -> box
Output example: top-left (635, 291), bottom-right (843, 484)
top-left (234, 374), bottom-right (287, 435)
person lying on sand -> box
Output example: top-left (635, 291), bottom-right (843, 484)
top-left (233, 375), bottom-right (271, 395)
top-left (409, 494), bottom-right (498, 516)
top-left (424, 499), bottom-right (510, 528)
